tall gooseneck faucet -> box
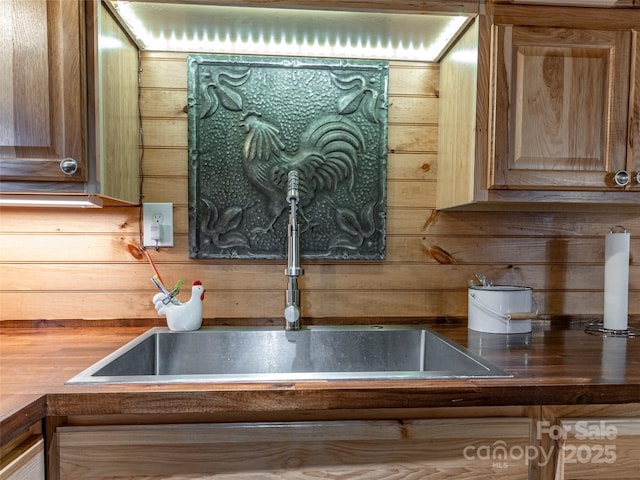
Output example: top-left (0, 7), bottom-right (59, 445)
top-left (284, 170), bottom-right (304, 330)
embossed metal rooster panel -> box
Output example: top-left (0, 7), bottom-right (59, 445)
top-left (187, 55), bottom-right (388, 259)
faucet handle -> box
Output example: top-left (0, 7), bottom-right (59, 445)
top-left (284, 304), bottom-right (301, 329)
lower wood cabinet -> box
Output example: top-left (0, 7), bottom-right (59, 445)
top-left (0, 434), bottom-right (45, 480)
top-left (51, 403), bottom-right (640, 479)
top-left (540, 404), bottom-right (640, 480)
top-left (553, 418), bottom-right (640, 480)
top-left (56, 418), bottom-right (532, 479)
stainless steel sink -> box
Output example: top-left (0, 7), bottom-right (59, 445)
top-left (66, 325), bottom-right (511, 384)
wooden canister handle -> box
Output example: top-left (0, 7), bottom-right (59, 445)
top-left (506, 312), bottom-right (537, 321)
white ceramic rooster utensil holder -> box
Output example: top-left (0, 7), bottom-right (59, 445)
top-left (152, 280), bottom-right (205, 331)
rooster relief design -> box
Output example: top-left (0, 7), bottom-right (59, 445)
top-left (240, 113), bottom-right (364, 233)
top-left (188, 54), bottom-right (388, 259)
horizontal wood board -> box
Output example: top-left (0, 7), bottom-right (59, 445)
top-left (0, 52), bottom-right (638, 321)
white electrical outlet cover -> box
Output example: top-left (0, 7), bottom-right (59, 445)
top-left (143, 202), bottom-right (174, 248)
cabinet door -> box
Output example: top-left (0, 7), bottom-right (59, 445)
top-left (0, 0), bottom-right (86, 184)
top-left (57, 418), bottom-right (532, 479)
top-left (492, 25), bottom-right (631, 190)
top-left (631, 29), bottom-right (640, 190)
top-left (554, 418), bottom-right (640, 480)
top-left (0, 436), bottom-right (45, 480)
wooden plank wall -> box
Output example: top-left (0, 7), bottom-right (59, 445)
top-left (0, 52), bottom-right (638, 322)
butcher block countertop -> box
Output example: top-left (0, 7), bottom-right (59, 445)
top-left (1, 319), bottom-right (640, 445)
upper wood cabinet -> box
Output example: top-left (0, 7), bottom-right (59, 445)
top-left (0, 0), bottom-right (86, 185)
top-left (0, 0), bottom-right (140, 205)
top-left (632, 28), bottom-right (640, 189)
top-left (85, 2), bottom-right (141, 205)
top-left (437, 5), bottom-right (640, 209)
top-left (491, 25), bottom-right (631, 190)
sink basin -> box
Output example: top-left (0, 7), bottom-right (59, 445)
top-left (66, 325), bottom-right (511, 384)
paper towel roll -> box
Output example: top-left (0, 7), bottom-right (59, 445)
top-left (603, 230), bottom-right (630, 331)
top-left (601, 337), bottom-right (627, 382)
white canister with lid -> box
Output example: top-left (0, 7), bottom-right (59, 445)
top-left (468, 285), bottom-right (536, 334)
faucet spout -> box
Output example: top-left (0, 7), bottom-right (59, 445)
top-left (284, 170), bottom-right (304, 330)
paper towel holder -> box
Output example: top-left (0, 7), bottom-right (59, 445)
top-left (585, 225), bottom-right (637, 337)
top-left (585, 321), bottom-right (638, 337)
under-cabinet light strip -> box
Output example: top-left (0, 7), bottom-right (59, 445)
top-left (112, 2), bottom-right (468, 62)
top-left (0, 195), bottom-right (103, 208)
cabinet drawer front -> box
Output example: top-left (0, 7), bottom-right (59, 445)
top-left (58, 419), bottom-right (531, 479)
top-left (555, 418), bottom-right (640, 479)
top-left (0, 436), bottom-right (44, 480)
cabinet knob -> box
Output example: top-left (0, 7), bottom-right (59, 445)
top-left (60, 158), bottom-right (78, 175)
top-left (635, 172), bottom-right (640, 185)
top-left (613, 170), bottom-right (630, 187)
